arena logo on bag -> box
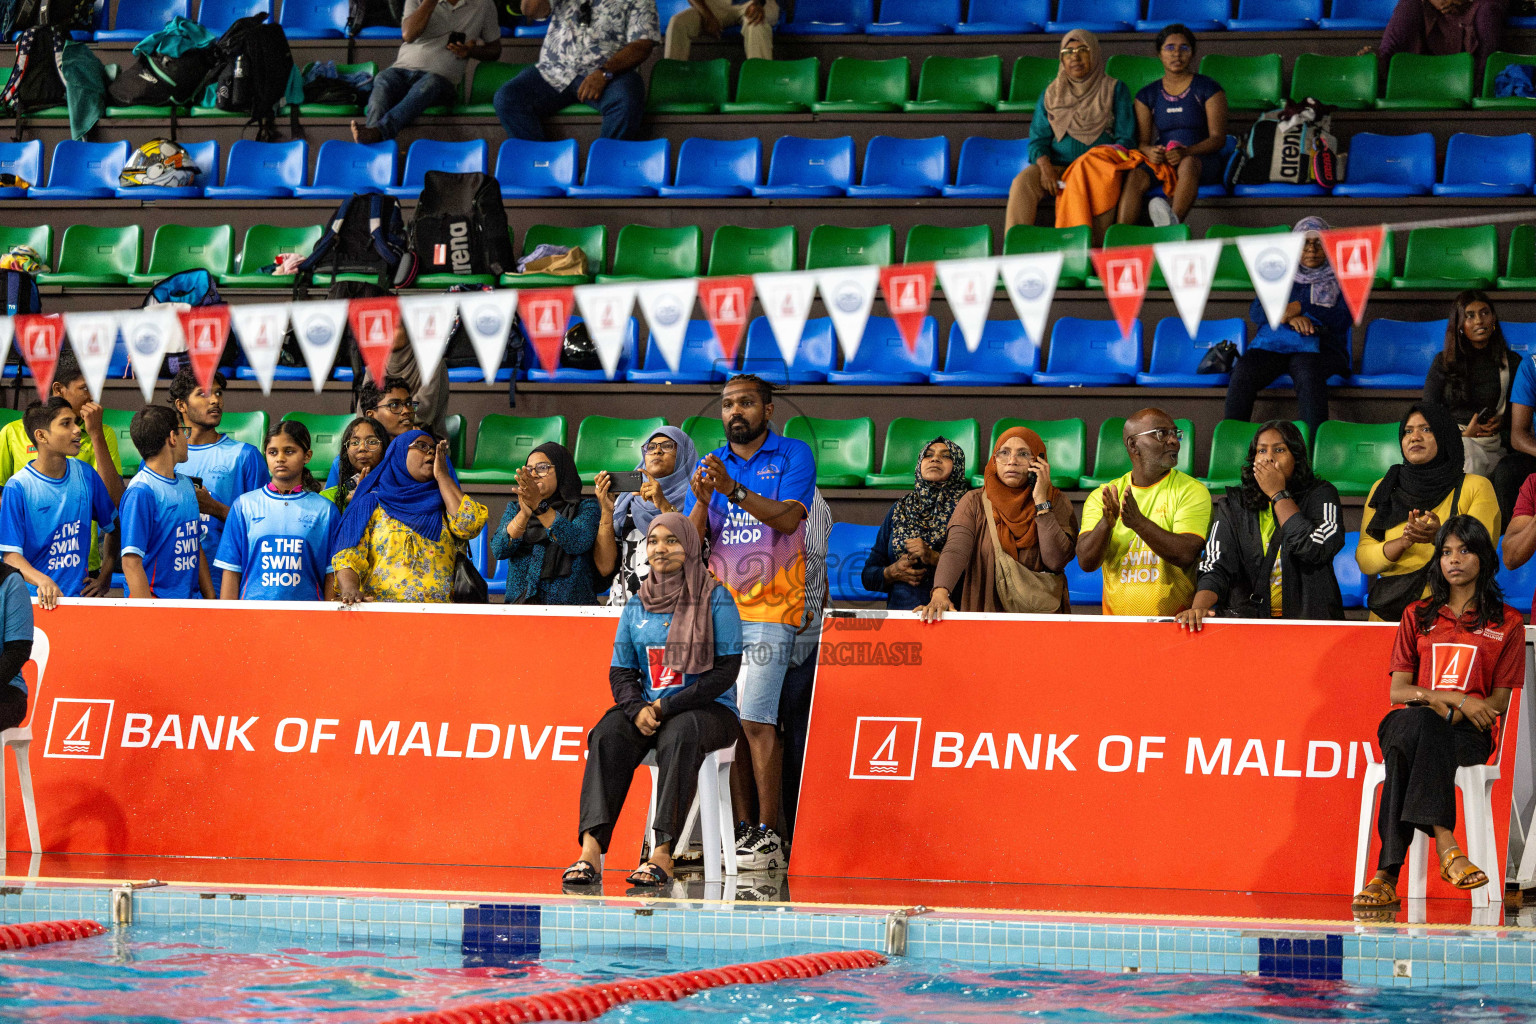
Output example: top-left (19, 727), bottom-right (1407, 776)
top-left (43, 698), bottom-right (115, 759)
top-left (1430, 643), bottom-right (1477, 691)
top-left (849, 716), bottom-right (921, 781)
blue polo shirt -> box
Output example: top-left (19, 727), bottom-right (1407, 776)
top-left (1513, 354), bottom-right (1536, 408)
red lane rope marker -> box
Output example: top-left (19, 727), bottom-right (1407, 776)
top-left (0, 920), bottom-right (108, 951)
top-left (380, 949), bottom-right (888, 1024)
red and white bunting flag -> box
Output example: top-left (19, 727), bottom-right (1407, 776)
top-left (698, 275), bottom-right (754, 362)
top-left (879, 262), bottom-right (936, 353)
top-left (752, 271), bottom-right (818, 366)
top-left (62, 312), bottom-right (119, 402)
top-left (1090, 246), bottom-right (1153, 341)
top-left (287, 300), bottom-right (349, 393)
top-left (347, 296), bottom-right (399, 386)
top-left (230, 304), bottom-right (291, 396)
top-left (118, 307), bottom-right (183, 402)
top-left (398, 293), bottom-right (458, 381)
top-left (1237, 232), bottom-right (1306, 330)
top-left (996, 252), bottom-right (1063, 346)
top-left (635, 278), bottom-right (698, 373)
top-left (518, 287), bottom-right (575, 373)
top-left (573, 283), bottom-right (636, 380)
top-left (1153, 240), bottom-right (1222, 338)
top-left (179, 305), bottom-right (232, 399)
top-left (15, 314), bottom-right (63, 401)
top-left (456, 290), bottom-right (519, 384)
top-left (1320, 224), bottom-right (1386, 324)
top-left (936, 258), bottom-right (998, 353)
top-left (815, 265), bottom-right (880, 361)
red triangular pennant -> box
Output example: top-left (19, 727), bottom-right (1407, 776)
top-left (1090, 246), bottom-right (1154, 340)
top-left (517, 287), bottom-right (575, 372)
top-left (697, 275), bottom-right (754, 361)
top-left (15, 314), bottom-right (62, 401)
top-left (178, 305), bottom-right (232, 398)
top-left (1319, 224), bottom-right (1385, 325)
top-left (879, 262), bottom-right (936, 353)
top-left (346, 296), bottom-right (400, 386)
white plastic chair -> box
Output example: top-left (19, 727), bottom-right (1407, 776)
top-left (1, 627), bottom-right (49, 854)
top-left (642, 744), bottom-right (738, 883)
top-left (1354, 693), bottom-right (1520, 908)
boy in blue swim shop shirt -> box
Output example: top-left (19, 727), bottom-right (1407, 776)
top-left (168, 368), bottom-right (268, 593)
top-left (120, 405), bottom-right (212, 600)
top-left (0, 398), bottom-right (119, 608)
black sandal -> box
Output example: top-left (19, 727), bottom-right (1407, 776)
top-left (626, 862), bottom-right (670, 887)
top-left (561, 860), bottom-right (600, 884)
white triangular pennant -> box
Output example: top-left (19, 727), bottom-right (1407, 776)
top-left (287, 300), bottom-right (350, 393)
top-left (398, 293), bottom-right (459, 382)
top-left (1237, 233), bottom-right (1306, 330)
top-left (935, 258), bottom-right (999, 353)
top-left (635, 278), bottom-right (698, 373)
top-left (573, 283), bottom-right (636, 380)
top-left (456, 290), bottom-right (519, 384)
top-left (1153, 239), bottom-right (1222, 338)
top-left (230, 303), bottom-right (292, 396)
top-left (62, 312), bottom-right (119, 403)
top-left (753, 271), bottom-right (818, 367)
top-left (117, 306), bottom-right (182, 403)
top-left (815, 265), bottom-right (880, 362)
top-left (996, 252), bottom-right (1064, 346)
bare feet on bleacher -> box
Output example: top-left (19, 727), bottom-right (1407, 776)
top-left (351, 121), bottom-right (383, 145)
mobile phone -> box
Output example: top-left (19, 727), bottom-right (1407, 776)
top-left (1024, 471), bottom-right (1037, 491)
top-left (1477, 407), bottom-right (1495, 422)
top-left (609, 471), bottom-right (645, 492)
top-left (448, 30), bottom-right (466, 45)
top-left (185, 475), bottom-right (204, 489)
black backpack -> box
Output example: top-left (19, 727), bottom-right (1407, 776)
top-left (0, 268), bottom-right (39, 315)
top-left (345, 0), bottom-right (402, 36)
top-left (294, 192), bottom-right (415, 297)
top-left (201, 13), bottom-right (294, 141)
top-left (107, 29), bottom-right (216, 108)
top-left (408, 171), bottom-right (514, 279)
top-left (1, 0), bottom-right (93, 38)
top-left (0, 26), bottom-right (67, 120)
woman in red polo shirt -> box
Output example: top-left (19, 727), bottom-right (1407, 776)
top-left (1353, 514), bottom-right (1524, 909)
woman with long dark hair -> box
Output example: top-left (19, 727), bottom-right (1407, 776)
top-left (321, 416), bottom-right (388, 514)
top-left (1177, 421), bottom-right (1345, 628)
top-left (1353, 515), bottom-right (1522, 909)
top-left (1424, 290), bottom-right (1512, 482)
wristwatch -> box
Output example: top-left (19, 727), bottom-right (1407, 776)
top-left (1034, 501), bottom-right (1052, 513)
top-left (1270, 489), bottom-right (1292, 505)
top-left (602, 70), bottom-right (614, 82)
top-left (730, 483), bottom-right (748, 504)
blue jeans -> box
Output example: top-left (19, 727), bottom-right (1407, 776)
top-left (493, 65), bottom-right (646, 141)
top-left (735, 621), bottom-right (797, 726)
top-left (365, 67), bottom-right (457, 140)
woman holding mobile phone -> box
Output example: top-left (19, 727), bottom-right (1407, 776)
top-left (593, 427), bottom-right (699, 607)
top-left (1423, 291), bottom-right (1513, 483)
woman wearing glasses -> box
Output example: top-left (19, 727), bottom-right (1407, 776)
top-left (332, 429), bottom-right (488, 605)
top-left (1223, 217), bottom-right (1353, 437)
top-left (322, 416), bottom-right (388, 513)
top-left (593, 427), bottom-right (699, 607)
top-left (1122, 24), bottom-right (1227, 227)
top-left (492, 441), bottom-right (603, 605)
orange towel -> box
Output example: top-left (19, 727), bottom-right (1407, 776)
top-left (1054, 145), bottom-right (1179, 230)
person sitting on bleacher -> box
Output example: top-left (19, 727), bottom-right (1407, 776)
top-left (352, 0), bottom-right (502, 143)
top-left (1423, 291), bottom-right (1515, 490)
top-left (366, 324), bottom-right (450, 440)
top-left (321, 416), bottom-right (388, 513)
top-left (1005, 29), bottom-right (1135, 236)
top-left (1357, 403), bottom-right (1500, 622)
top-left (1176, 421), bottom-right (1345, 630)
top-left (593, 426), bottom-right (699, 607)
top-left (1223, 218), bottom-right (1352, 438)
top-left (1360, 0), bottom-right (1508, 76)
top-left (324, 376), bottom-right (417, 490)
top-left (664, 0), bottom-right (781, 62)
top-left (491, 441), bottom-right (603, 605)
top-left (917, 428), bottom-right (1078, 620)
top-left (863, 438), bottom-right (967, 612)
top-left (494, 0), bottom-right (657, 143)
top-left (1121, 24), bottom-right (1227, 228)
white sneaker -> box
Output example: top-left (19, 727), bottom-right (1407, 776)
top-left (735, 826), bottom-right (784, 871)
top-left (1148, 196), bottom-right (1178, 227)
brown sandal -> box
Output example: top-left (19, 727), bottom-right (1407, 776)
top-left (1352, 876), bottom-right (1400, 908)
top-left (1439, 847), bottom-right (1489, 890)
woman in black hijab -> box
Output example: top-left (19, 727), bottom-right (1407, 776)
top-left (491, 441), bottom-right (604, 605)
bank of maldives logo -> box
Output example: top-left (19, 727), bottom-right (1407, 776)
top-left (849, 717), bottom-right (921, 781)
top-left (44, 698), bottom-right (114, 759)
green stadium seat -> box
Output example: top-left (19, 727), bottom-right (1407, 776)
top-left (865, 417), bottom-right (980, 488)
top-left (574, 415), bottom-right (667, 484)
top-left (221, 224), bottom-right (324, 287)
top-left (101, 409), bottom-right (141, 476)
top-left (722, 57), bottom-right (819, 113)
top-left (1080, 418), bottom-right (1196, 489)
top-left (37, 225), bottom-right (142, 286)
top-left (1377, 51), bottom-right (1472, 109)
top-left (459, 414), bottom-right (567, 484)
top-left (1312, 420), bottom-right (1400, 497)
top-left (681, 415), bottom-right (727, 455)
top-left (280, 412), bottom-right (354, 480)
top-left (296, 62), bottom-right (376, 115)
top-left (127, 224), bottom-right (234, 287)
top-left (1199, 419), bottom-right (1308, 490)
top-left (976, 417), bottom-right (1086, 489)
top-left (220, 411), bottom-right (269, 451)
top-left (784, 415), bottom-right (875, 486)
top-left (1105, 54), bottom-right (1163, 96)
top-left (1289, 53), bottom-right (1377, 109)
top-left (997, 55), bottom-right (1056, 113)
top-left (708, 225), bottom-right (796, 276)
top-left (455, 62), bottom-right (527, 115)
top-left (646, 57), bottom-right (730, 113)
top-left (903, 224), bottom-right (992, 263)
top-left (1474, 51), bottom-right (1536, 108)
top-left (805, 224), bottom-right (894, 270)
top-left (903, 55), bottom-right (1001, 112)
top-left (445, 412), bottom-right (467, 468)
top-left (1391, 225), bottom-right (1497, 290)
top-left (0, 225), bottom-right (51, 266)
top-left (595, 225), bottom-right (702, 283)
top-left (501, 224), bottom-right (606, 287)
top-left (1207, 223), bottom-right (1288, 290)
top-left (1498, 224), bottom-right (1536, 289)
top-left (1198, 53), bottom-right (1282, 111)
top-left (812, 56), bottom-right (909, 113)
top-left (1088, 224), bottom-right (1190, 289)
top-left (0, 409), bottom-right (19, 429)
top-left (1003, 225), bottom-right (1090, 287)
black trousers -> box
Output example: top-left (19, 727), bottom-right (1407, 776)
top-left (1491, 450), bottom-right (1536, 529)
top-left (577, 703), bottom-right (739, 854)
top-left (1375, 706), bottom-right (1492, 872)
top-left (0, 685), bottom-right (24, 732)
top-left (1223, 347), bottom-right (1349, 436)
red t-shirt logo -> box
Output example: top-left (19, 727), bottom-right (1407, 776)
top-left (1430, 643), bottom-right (1478, 691)
top-left (646, 647), bottom-right (683, 691)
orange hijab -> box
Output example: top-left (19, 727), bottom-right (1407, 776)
top-left (983, 426), bottom-right (1058, 560)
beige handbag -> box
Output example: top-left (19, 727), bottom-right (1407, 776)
top-left (519, 246), bottom-right (590, 276)
top-left (981, 494), bottom-right (1066, 614)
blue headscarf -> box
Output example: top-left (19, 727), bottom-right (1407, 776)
top-left (611, 426), bottom-right (698, 538)
top-left (334, 429), bottom-right (455, 551)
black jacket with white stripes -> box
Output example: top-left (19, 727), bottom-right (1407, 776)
top-left (1195, 482), bottom-right (1346, 621)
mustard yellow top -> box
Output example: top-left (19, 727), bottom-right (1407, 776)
top-left (330, 494), bottom-right (488, 604)
top-left (1356, 473), bottom-right (1499, 618)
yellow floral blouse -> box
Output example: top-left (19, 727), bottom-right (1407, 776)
top-left (330, 495), bottom-right (489, 603)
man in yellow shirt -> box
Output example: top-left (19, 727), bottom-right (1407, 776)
top-left (1078, 408), bottom-right (1212, 616)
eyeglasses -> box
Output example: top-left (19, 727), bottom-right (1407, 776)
top-left (1059, 45), bottom-right (1090, 58)
top-left (993, 450), bottom-right (1033, 464)
top-left (345, 438), bottom-right (383, 450)
top-left (525, 463), bottom-right (557, 476)
top-left (1161, 43), bottom-right (1191, 53)
top-left (407, 441), bottom-right (437, 456)
top-left (643, 440), bottom-right (678, 454)
top-left (379, 400), bottom-right (419, 413)
top-left (1301, 240), bottom-right (1325, 252)
top-left (1131, 427), bottom-right (1184, 443)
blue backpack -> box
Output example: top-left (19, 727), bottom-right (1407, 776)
top-left (293, 192), bottom-right (414, 297)
top-left (142, 268), bottom-right (222, 308)
top-left (1495, 64), bottom-right (1536, 99)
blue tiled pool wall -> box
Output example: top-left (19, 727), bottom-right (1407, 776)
top-left (1, 886), bottom-right (1533, 986)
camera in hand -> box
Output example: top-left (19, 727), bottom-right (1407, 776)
top-left (448, 30), bottom-right (466, 44)
top-left (609, 471), bottom-right (645, 492)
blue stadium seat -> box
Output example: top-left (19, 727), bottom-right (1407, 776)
top-left (1332, 132), bottom-right (1435, 197)
top-left (566, 137), bottom-right (669, 198)
top-left (943, 136), bottom-right (1028, 198)
top-left (1497, 540), bottom-right (1536, 613)
top-left (198, 0), bottom-right (269, 32)
top-left (1504, 320), bottom-right (1536, 362)
top-left (753, 135), bottom-right (854, 198)
top-left (658, 137), bottom-right (760, 198)
top-left (1227, 0), bottom-right (1320, 30)
top-left (278, 0), bottom-right (348, 38)
top-left (1349, 319), bottom-right (1445, 388)
top-left (513, 17), bottom-right (548, 36)
top-left (113, 138), bottom-right (218, 198)
top-left (493, 138), bottom-right (577, 198)
top-left (956, 0), bottom-right (1047, 33)
top-left (1197, 135), bottom-right (1235, 197)
top-left (31, 140), bottom-right (130, 200)
top-left (1135, 317), bottom-right (1246, 387)
top-left (1319, 0), bottom-right (1394, 29)
top-left (930, 320), bottom-right (1038, 385)
top-left (846, 135), bottom-right (948, 198)
top-left (0, 140), bottom-right (41, 199)
top-left (741, 316), bottom-right (836, 383)
top-left (526, 316), bottom-right (639, 382)
top-left (474, 528), bottom-right (510, 598)
top-left (827, 522), bottom-right (883, 603)
top-left (780, 0), bottom-right (874, 34)
top-left (291, 140), bottom-right (396, 198)
top-left (626, 321), bottom-right (733, 383)
top-left (204, 139), bottom-right (307, 199)
top-left (1032, 318), bottom-right (1143, 387)
top-left (1065, 558), bottom-right (1103, 607)
top-left (1334, 532), bottom-right (1367, 609)
top-left (386, 139), bottom-right (487, 197)
top-left (1433, 132), bottom-right (1536, 197)
top-left (826, 316), bottom-right (938, 384)
top-left (1136, 0), bottom-right (1228, 32)
top-left (1047, 0), bottom-right (1137, 32)
top-left (98, 0), bottom-right (187, 40)
top-left (868, 0), bottom-right (958, 34)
